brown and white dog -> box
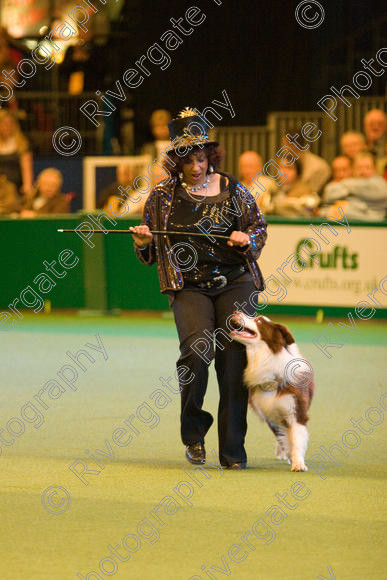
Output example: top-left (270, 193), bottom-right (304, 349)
top-left (229, 313), bottom-right (314, 471)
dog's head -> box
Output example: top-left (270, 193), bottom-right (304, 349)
top-left (229, 313), bottom-right (295, 354)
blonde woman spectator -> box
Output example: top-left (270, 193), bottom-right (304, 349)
top-left (340, 132), bottom-right (366, 160)
top-left (273, 160), bottom-right (319, 217)
top-left (238, 150), bottom-right (276, 213)
top-left (321, 152), bottom-right (387, 221)
top-left (0, 110), bottom-right (33, 196)
top-left (20, 168), bottom-right (69, 216)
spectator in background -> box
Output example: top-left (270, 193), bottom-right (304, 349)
top-left (331, 156), bottom-right (353, 182)
top-left (0, 174), bottom-right (20, 214)
top-left (340, 131), bottom-right (366, 161)
top-left (60, 40), bottom-right (108, 93)
top-left (142, 109), bottom-right (172, 162)
top-left (321, 152), bottom-right (387, 221)
top-left (140, 109), bottom-right (172, 187)
top-left (364, 109), bottom-right (387, 161)
top-left (97, 163), bottom-right (145, 216)
top-left (0, 66), bottom-right (21, 114)
top-left (0, 110), bottom-right (33, 196)
top-left (272, 159), bottom-right (319, 217)
top-left (238, 150), bottom-right (276, 213)
top-left (378, 143), bottom-right (387, 181)
top-left (282, 129), bottom-right (331, 194)
top-left (20, 168), bottom-right (69, 216)
top-left (0, 27), bottom-right (22, 69)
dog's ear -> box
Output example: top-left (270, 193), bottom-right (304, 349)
top-left (274, 323), bottom-right (295, 346)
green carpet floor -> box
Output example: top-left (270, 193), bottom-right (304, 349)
top-left (0, 314), bottom-right (386, 580)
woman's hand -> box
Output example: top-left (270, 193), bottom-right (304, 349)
top-left (129, 225), bottom-right (153, 247)
top-left (227, 230), bottom-right (251, 247)
top-left (20, 184), bottom-right (35, 198)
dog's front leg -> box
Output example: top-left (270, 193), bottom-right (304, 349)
top-left (266, 421), bottom-right (289, 461)
top-left (288, 422), bottom-right (309, 471)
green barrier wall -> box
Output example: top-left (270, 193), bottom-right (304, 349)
top-left (103, 218), bottom-right (169, 310)
top-left (1, 214), bottom-right (386, 316)
top-left (0, 216), bottom-right (85, 310)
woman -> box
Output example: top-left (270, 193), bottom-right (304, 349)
top-left (0, 110), bottom-right (33, 197)
top-left (130, 109), bottom-right (267, 469)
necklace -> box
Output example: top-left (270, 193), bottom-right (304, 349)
top-left (180, 174), bottom-right (211, 193)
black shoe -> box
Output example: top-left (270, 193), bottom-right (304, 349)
top-left (185, 442), bottom-right (206, 465)
top-left (226, 462), bottom-right (247, 470)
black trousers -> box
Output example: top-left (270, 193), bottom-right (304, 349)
top-left (168, 275), bottom-right (257, 466)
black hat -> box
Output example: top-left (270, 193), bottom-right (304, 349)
top-left (166, 107), bottom-right (218, 152)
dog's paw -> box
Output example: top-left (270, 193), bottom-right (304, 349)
top-left (275, 442), bottom-right (289, 461)
top-left (290, 463), bottom-right (308, 472)
top-left (275, 449), bottom-right (288, 461)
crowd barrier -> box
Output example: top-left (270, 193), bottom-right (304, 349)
top-left (1, 215), bottom-right (386, 320)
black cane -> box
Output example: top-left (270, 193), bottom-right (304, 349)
top-left (57, 229), bottom-right (232, 240)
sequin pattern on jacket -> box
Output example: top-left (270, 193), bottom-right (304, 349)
top-left (133, 172), bottom-right (268, 293)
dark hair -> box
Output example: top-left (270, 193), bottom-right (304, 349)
top-left (293, 159), bottom-right (302, 176)
top-left (283, 127), bottom-right (309, 150)
top-left (279, 158), bottom-right (302, 176)
top-left (163, 144), bottom-right (224, 177)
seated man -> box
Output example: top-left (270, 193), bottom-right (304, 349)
top-left (364, 109), bottom-right (386, 160)
top-left (97, 163), bottom-right (146, 216)
top-left (330, 156), bottom-right (353, 182)
top-left (238, 150), bottom-right (276, 213)
top-left (142, 109), bottom-right (172, 162)
top-left (282, 129), bottom-right (331, 194)
top-left (321, 152), bottom-right (387, 221)
top-left (340, 131), bottom-right (366, 161)
top-left (272, 159), bottom-right (319, 217)
top-left (20, 168), bottom-right (69, 216)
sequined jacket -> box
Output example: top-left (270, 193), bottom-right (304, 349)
top-left (134, 172), bottom-right (267, 293)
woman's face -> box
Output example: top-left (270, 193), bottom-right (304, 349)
top-left (181, 150), bottom-right (209, 185)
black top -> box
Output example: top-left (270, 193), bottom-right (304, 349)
top-left (0, 152), bottom-right (22, 190)
top-left (167, 176), bottom-right (246, 285)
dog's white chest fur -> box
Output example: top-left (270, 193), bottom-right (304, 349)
top-left (244, 342), bottom-right (300, 388)
top-left (244, 342), bottom-right (300, 424)
top-left (250, 390), bottom-right (296, 424)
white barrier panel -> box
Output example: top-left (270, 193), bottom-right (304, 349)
top-left (259, 223), bottom-right (387, 308)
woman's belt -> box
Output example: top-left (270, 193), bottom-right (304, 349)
top-left (197, 265), bottom-right (248, 289)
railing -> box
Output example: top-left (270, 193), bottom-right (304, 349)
top-left (13, 92), bottom-right (104, 155)
top-left (11, 92), bottom-right (387, 167)
top-left (210, 96), bottom-right (386, 175)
